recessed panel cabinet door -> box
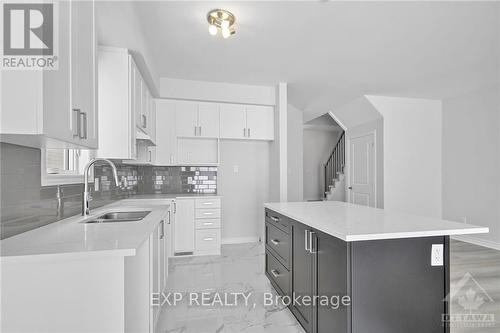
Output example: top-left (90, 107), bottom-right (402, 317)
top-left (246, 105), bottom-right (274, 140)
top-left (291, 222), bottom-right (315, 333)
top-left (175, 101), bottom-right (198, 137)
top-left (198, 102), bottom-right (219, 138)
top-left (155, 99), bottom-right (177, 165)
top-left (174, 199), bottom-right (195, 253)
top-left (219, 104), bottom-right (246, 139)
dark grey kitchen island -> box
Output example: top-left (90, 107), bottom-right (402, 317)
top-left (264, 201), bottom-right (488, 333)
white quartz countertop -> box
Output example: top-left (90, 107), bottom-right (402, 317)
top-left (1, 199), bottom-right (172, 262)
top-left (264, 201), bottom-right (489, 242)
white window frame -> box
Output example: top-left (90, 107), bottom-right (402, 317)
top-left (41, 149), bottom-right (94, 186)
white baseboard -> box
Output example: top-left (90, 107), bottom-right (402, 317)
top-left (452, 235), bottom-right (500, 251)
top-left (222, 236), bottom-right (260, 245)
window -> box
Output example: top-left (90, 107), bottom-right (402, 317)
top-left (42, 149), bottom-right (93, 186)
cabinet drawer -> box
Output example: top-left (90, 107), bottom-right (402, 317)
top-left (265, 222), bottom-right (290, 269)
top-left (265, 209), bottom-right (289, 233)
top-left (195, 198), bottom-right (221, 209)
top-left (195, 229), bottom-right (221, 252)
top-left (195, 208), bottom-right (221, 219)
top-left (266, 251), bottom-right (290, 296)
top-left (196, 218), bottom-right (221, 229)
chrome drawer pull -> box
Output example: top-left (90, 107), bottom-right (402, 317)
top-left (203, 222), bottom-right (214, 226)
top-left (203, 212), bottom-right (214, 215)
top-left (270, 239), bottom-right (280, 245)
top-left (270, 269), bottom-right (280, 278)
top-left (305, 230), bottom-right (310, 251)
top-left (203, 237), bottom-right (214, 241)
top-left (270, 216), bottom-right (280, 222)
top-left (203, 202), bottom-right (214, 205)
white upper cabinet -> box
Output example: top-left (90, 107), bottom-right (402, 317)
top-left (220, 104), bottom-right (274, 140)
top-left (219, 104), bottom-right (246, 139)
top-left (175, 101), bottom-right (198, 137)
top-left (197, 102), bottom-right (220, 138)
top-left (175, 100), bottom-right (220, 138)
top-left (245, 105), bottom-right (274, 140)
top-left (1, 0), bottom-right (97, 149)
top-left (155, 99), bottom-right (177, 165)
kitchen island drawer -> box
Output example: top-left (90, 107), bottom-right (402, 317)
top-left (265, 209), bottom-right (289, 233)
top-left (265, 222), bottom-right (290, 269)
top-left (195, 208), bottom-right (221, 219)
top-left (265, 250), bottom-right (290, 296)
top-left (195, 198), bottom-right (221, 209)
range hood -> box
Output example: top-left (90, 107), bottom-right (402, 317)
top-left (136, 129), bottom-right (156, 146)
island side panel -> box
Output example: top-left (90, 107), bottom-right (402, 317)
top-left (350, 236), bottom-right (450, 333)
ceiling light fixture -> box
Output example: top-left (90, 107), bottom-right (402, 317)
top-left (207, 9), bottom-right (236, 38)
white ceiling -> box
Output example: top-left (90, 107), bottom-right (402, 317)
top-left (97, 1), bottom-right (500, 116)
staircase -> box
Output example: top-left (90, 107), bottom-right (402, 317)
top-left (324, 131), bottom-right (345, 200)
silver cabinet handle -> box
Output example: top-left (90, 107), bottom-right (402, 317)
top-left (167, 211), bottom-right (171, 224)
top-left (203, 202), bottom-right (214, 205)
top-left (199, 126), bottom-right (202, 136)
top-left (270, 269), bottom-right (280, 278)
top-left (270, 216), bottom-right (280, 222)
top-left (203, 237), bottom-right (214, 241)
top-left (309, 231), bottom-right (316, 254)
top-left (305, 230), bottom-right (310, 252)
top-left (203, 212), bottom-right (213, 215)
top-left (173, 201), bottom-right (177, 213)
top-left (142, 114), bottom-right (147, 129)
top-left (248, 128), bottom-right (251, 138)
top-left (203, 222), bottom-right (214, 226)
top-left (72, 109), bottom-right (80, 138)
top-left (160, 220), bottom-right (165, 239)
top-left (149, 150), bottom-right (152, 162)
top-left (79, 111), bottom-right (87, 139)
top-left (270, 239), bottom-right (280, 245)
top-left (243, 128), bottom-right (247, 137)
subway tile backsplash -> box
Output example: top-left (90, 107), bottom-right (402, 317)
top-left (0, 143), bottom-right (217, 240)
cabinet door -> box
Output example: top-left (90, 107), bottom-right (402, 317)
top-left (246, 105), bottom-right (274, 140)
top-left (42, 1), bottom-right (73, 142)
top-left (149, 94), bottom-right (156, 144)
top-left (155, 99), bottom-right (177, 165)
top-left (70, 0), bottom-right (98, 148)
top-left (219, 104), bottom-right (246, 139)
top-left (141, 81), bottom-right (149, 134)
top-left (291, 221), bottom-right (315, 333)
top-left (316, 232), bottom-right (348, 333)
top-left (150, 223), bottom-right (161, 330)
top-left (132, 61), bottom-right (142, 130)
top-left (175, 101), bottom-right (198, 137)
top-left (174, 199), bottom-right (195, 253)
top-left (159, 219), bottom-right (167, 293)
top-left (198, 102), bottom-right (219, 138)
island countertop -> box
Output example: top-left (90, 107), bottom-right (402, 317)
top-left (264, 201), bottom-right (488, 242)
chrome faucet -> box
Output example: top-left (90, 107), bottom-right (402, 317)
top-left (82, 158), bottom-right (120, 217)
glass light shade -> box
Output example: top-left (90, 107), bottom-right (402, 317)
top-left (221, 20), bottom-right (230, 30)
top-left (222, 28), bottom-right (231, 39)
top-left (208, 24), bottom-right (217, 36)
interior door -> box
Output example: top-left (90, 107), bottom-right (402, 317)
top-left (349, 132), bottom-right (375, 207)
top-left (175, 101), bottom-right (198, 137)
top-left (219, 103), bottom-right (246, 139)
top-left (291, 221), bottom-right (315, 333)
top-left (246, 105), bottom-right (274, 140)
top-left (174, 199), bottom-right (195, 253)
top-left (198, 102), bottom-right (219, 138)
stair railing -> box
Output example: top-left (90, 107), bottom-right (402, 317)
top-left (324, 131), bottom-right (345, 198)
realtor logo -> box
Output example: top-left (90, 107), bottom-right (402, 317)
top-left (2, 2), bottom-right (58, 69)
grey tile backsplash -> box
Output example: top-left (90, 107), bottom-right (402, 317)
top-left (0, 143), bottom-right (217, 240)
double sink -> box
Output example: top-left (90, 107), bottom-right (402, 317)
top-left (82, 211), bottom-right (151, 224)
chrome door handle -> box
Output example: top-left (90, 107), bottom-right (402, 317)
top-left (160, 220), bottom-right (165, 239)
top-left (203, 202), bottom-right (214, 205)
top-left (270, 216), bottom-right (280, 222)
top-left (270, 239), bottom-right (280, 245)
top-left (149, 150), bottom-right (152, 162)
top-left (142, 114), bottom-right (147, 129)
top-left (270, 269), bottom-right (280, 278)
top-left (203, 237), bottom-right (214, 241)
top-left (167, 211), bottom-right (171, 224)
top-left (309, 231), bottom-right (317, 254)
top-left (203, 222), bottom-right (214, 226)
top-left (79, 111), bottom-right (87, 139)
top-left (248, 128), bottom-right (250, 138)
top-left (305, 230), bottom-right (310, 252)
top-left (72, 109), bottom-right (81, 138)
top-left (203, 212), bottom-right (213, 215)
top-left (199, 126), bottom-right (202, 136)
top-left (243, 128), bottom-right (247, 137)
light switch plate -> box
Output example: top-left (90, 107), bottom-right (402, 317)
top-left (431, 244), bottom-right (444, 266)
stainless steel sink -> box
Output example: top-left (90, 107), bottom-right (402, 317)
top-left (83, 211), bottom-right (151, 223)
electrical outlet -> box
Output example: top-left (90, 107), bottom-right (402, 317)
top-left (431, 244), bottom-right (444, 266)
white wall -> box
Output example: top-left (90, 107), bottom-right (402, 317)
top-left (159, 78), bottom-right (276, 106)
top-left (303, 128), bottom-right (340, 201)
top-left (368, 95), bottom-right (442, 218)
top-left (287, 104), bottom-right (303, 202)
top-left (218, 140), bottom-right (270, 243)
top-left (442, 86), bottom-right (500, 247)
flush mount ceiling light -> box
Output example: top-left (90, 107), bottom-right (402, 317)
top-left (207, 9), bottom-right (236, 39)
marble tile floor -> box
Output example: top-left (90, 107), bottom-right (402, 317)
top-left (158, 240), bottom-right (500, 333)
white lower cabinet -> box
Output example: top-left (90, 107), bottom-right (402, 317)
top-left (172, 197), bottom-right (222, 256)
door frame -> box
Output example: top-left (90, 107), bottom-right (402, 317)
top-left (345, 129), bottom-right (377, 208)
